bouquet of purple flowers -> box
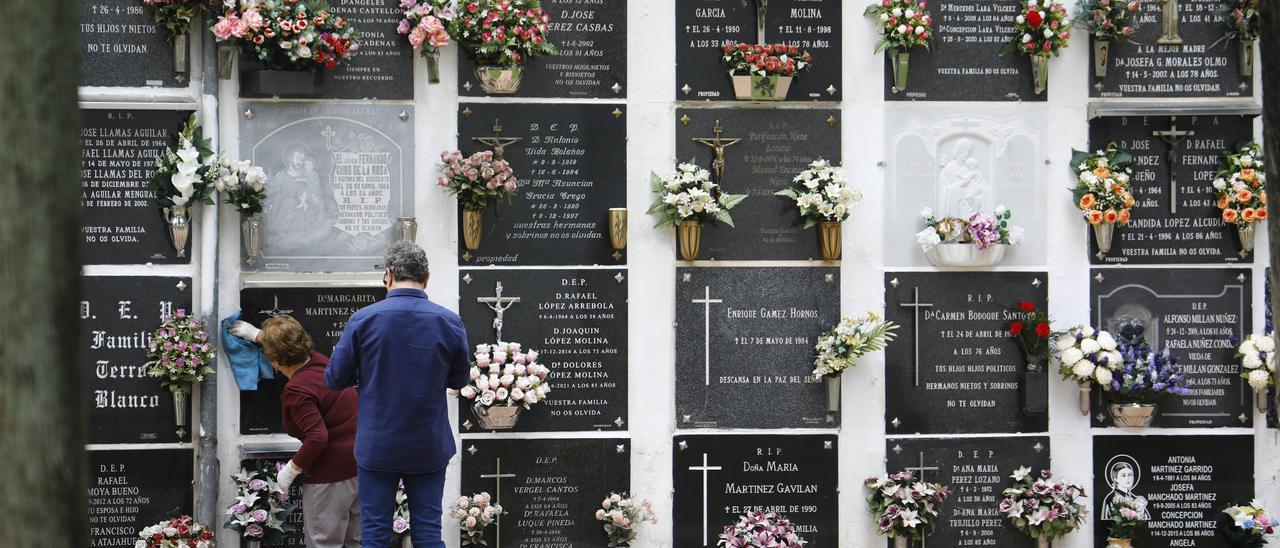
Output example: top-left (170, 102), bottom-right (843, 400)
top-left (1108, 336), bottom-right (1192, 404)
top-left (717, 511), bottom-right (807, 547)
top-left (224, 461), bottom-right (297, 543)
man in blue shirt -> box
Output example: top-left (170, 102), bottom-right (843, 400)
top-left (326, 241), bottom-right (471, 548)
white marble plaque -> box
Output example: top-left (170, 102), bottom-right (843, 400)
top-left (239, 103), bottom-right (414, 272)
top-left (885, 107), bottom-right (1047, 266)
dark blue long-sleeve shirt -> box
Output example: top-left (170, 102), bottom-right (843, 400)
top-left (325, 288), bottom-right (471, 473)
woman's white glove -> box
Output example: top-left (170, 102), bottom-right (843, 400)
top-left (230, 321), bottom-right (261, 343)
top-left (276, 460), bottom-right (302, 492)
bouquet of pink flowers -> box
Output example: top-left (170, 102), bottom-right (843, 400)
top-left (397, 0), bottom-right (453, 82)
top-left (998, 467), bottom-right (1088, 541)
top-left (144, 309), bottom-right (215, 394)
top-left (452, 492), bottom-right (503, 545)
top-left (212, 0), bottom-right (359, 71)
top-left (717, 511), bottom-right (807, 547)
top-left (596, 493), bottom-right (657, 547)
top-left (136, 515), bottom-right (216, 548)
top-left (457, 342), bottom-right (551, 409)
top-left (437, 150), bottom-right (519, 212)
top-left (224, 462), bottom-right (297, 544)
top-left (864, 470), bottom-right (949, 541)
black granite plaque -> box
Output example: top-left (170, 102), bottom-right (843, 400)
top-left (676, 267), bottom-right (839, 429)
top-left (458, 269), bottom-right (626, 432)
top-left (1093, 435), bottom-right (1253, 547)
top-left (81, 108), bottom-right (194, 265)
top-left (673, 434), bottom-right (838, 547)
top-left (884, 272), bottom-right (1049, 434)
top-left (458, 0), bottom-right (627, 98)
top-left (238, 286), bottom-right (383, 435)
top-left (884, 436), bottom-right (1050, 548)
top-left (1091, 0), bottom-right (1249, 98)
top-left (87, 449), bottom-right (193, 547)
top-left (1090, 115), bottom-right (1257, 264)
top-left (674, 108), bottom-right (841, 260)
top-left (675, 0), bottom-right (842, 101)
top-left (80, 0), bottom-right (181, 88)
top-left (317, 0), bottom-right (414, 100)
top-left (242, 458), bottom-right (306, 547)
top-left (461, 438), bottom-right (629, 547)
top-left (457, 103), bottom-right (626, 266)
top-left (1090, 268), bottom-right (1251, 428)
top-left (887, 0), bottom-right (1043, 102)
top-left (84, 276), bottom-right (193, 444)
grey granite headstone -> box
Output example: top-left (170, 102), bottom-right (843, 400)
top-left (87, 449), bottom-right (193, 547)
top-left (676, 266), bottom-right (839, 429)
top-left (240, 102), bottom-right (414, 273)
top-left (80, 0), bottom-right (182, 88)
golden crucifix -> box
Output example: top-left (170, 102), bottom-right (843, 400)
top-left (471, 119), bottom-right (522, 160)
top-left (692, 120), bottom-right (741, 183)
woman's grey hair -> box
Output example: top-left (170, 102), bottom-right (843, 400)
top-left (384, 241), bottom-right (430, 284)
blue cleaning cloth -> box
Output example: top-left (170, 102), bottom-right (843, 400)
top-left (221, 312), bottom-right (274, 391)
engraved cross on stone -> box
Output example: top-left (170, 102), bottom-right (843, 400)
top-left (689, 453), bottom-right (723, 546)
top-left (1153, 117), bottom-right (1196, 214)
top-left (1157, 0), bottom-right (1184, 45)
top-left (693, 120), bottom-right (742, 183)
top-left (472, 119), bottom-right (523, 161)
top-left (692, 286), bottom-right (723, 386)
top-left (898, 286), bottom-right (933, 387)
top-left (480, 458), bottom-right (517, 548)
top-left (259, 295), bottom-right (294, 318)
top-left (477, 282), bottom-right (520, 343)
top-left (321, 126), bottom-right (336, 151)
top-left (904, 451), bottom-right (942, 548)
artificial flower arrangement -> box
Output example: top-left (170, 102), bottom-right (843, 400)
top-left (998, 467), bottom-right (1088, 545)
top-left (141, 0), bottom-right (216, 73)
top-left (397, 0), bottom-right (453, 83)
top-left (719, 42), bottom-right (813, 101)
top-left (1009, 300), bottom-right (1052, 414)
top-left (1225, 0), bottom-right (1261, 77)
top-left (1212, 141), bottom-right (1267, 256)
top-left (718, 511), bottom-right (807, 547)
top-left (455, 342), bottom-right (551, 429)
top-left (864, 470), bottom-right (949, 546)
top-left (864, 0), bottom-right (933, 93)
top-left (1003, 0), bottom-right (1071, 94)
top-left (1070, 142), bottom-right (1135, 259)
top-left (392, 481), bottom-right (411, 544)
top-left (648, 161), bottom-right (747, 261)
top-left (813, 313), bottom-right (898, 420)
top-left (438, 149), bottom-right (519, 251)
top-left (1052, 325), bottom-right (1124, 415)
top-left (135, 515), bottom-right (216, 548)
top-left (1234, 333), bottom-right (1276, 411)
top-left (143, 308), bottom-right (215, 435)
top-left (451, 0), bottom-right (557, 94)
top-left (596, 493), bottom-right (657, 548)
top-left (1106, 494), bottom-right (1148, 546)
top-left (152, 114), bottom-right (219, 258)
top-left (214, 0), bottom-right (359, 95)
top-left (776, 159), bottom-right (861, 260)
top-left (224, 462), bottom-right (298, 545)
top-left (1075, 0), bottom-right (1140, 78)
top-left (1220, 500), bottom-right (1277, 547)
top-left (915, 206), bottom-right (1024, 268)
top-left (452, 492), bottom-right (503, 546)
top-left (213, 158), bottom-right (269, 265)
top-left (1102, 322), bottom-right (1192, 428)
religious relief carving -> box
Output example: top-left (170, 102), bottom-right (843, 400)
top-left (1156, 0), bottom-right (1184, 45)
top-left (471, 119), bottom-right (523, 161)
top-left (692, 120), bottom-right (742, 184)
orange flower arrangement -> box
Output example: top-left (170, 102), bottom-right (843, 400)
top-left (1071, 143), bottom-right (1135, 225)
top-left (1211, 141), bottom-right (1266, 225)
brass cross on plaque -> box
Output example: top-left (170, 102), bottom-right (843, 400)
top-left (692, 120), bottom-right (742, 183)
top-left (1157, 0), bottom-right (1184, 45)
top-left (898, 286), bottom-right (933, 387)
top-left (1153, 117), bottom-right (1196, 214)
top-left (472, 119), bottom-right (522, 160)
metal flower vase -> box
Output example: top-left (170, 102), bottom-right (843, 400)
top-left (174, 33), bottom-right (189, 75)
top-left (1093, 222), bottom-right (1115, 259)
top-left (1093, 40), bottom-right (1110, 78)
top-left (1037, 536), bottom-right (1051, 548)
top-left (241, 213), bottom-right (264, 266)
top-left (1108, 402), bottom-right (1157, 428)
top-left (608, 208), bottom-right (628, 252)
top-left (678, 220), bottom-right (702, 261)
top-left (1256, 387), bottom-right (1270, 413)
top-left (1240, 40), bottom-right (1254, 79)
top-left (473, 404), bottom-right (524, 430)
top-left (1079, 384), bottom-right (1092, 416)
top-left (1237, 222), bottom-right (1256, 257)
top-left (893, 537), bottom-right (909, 548)
top-left (463, 209), bottom-right (484, 250)
top-left (402, 538), bottom-right (413, 548)
top-left (426, 51), bottom-right (441, 84)
top-left (476, 65), bottom-right (524, 94)
top-left (824, 374), bottom-right (841, 423)
top-left (1031, 55), bottom-right (1050, 95)
top-left (244, 540), bottom-right (262, 548)
top-left (819, 221), bottom-right (842, 261)
top-left (890, 50), bottom-right (910, 93)
top-left (173, 389), bottom-right (189, 432)
top-left (395, 217), bottom-right (418, 242)
top-left (1105, 539), bottom-right (1133, 548)
top-left (164, 206), bottom-right (190, 258)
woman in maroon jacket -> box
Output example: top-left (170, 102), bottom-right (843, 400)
top-left (242, 315), bottom-right (361, 547)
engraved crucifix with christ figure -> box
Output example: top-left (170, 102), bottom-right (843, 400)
top-left (693, 120), bottom-right (742, 184)
top-left (477, 282), bottom-right (520, 342)
top-left (1156, 0), bottom-right (1184, 45)
top-left (755, 0), bottom-right (769, 42)
top-left (1153, 117), bottom-right (1195, 215)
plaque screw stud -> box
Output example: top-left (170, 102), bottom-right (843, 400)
top-left (1239, 413), bottom-right (1249, 424)
top-left (1095, 412), bottom-right (1106, 422)
top-left (678, 441), bottom-right (689, 451)
top-left (611, 82), bottom-right (623, 94)
top-left (1094, 273), bottom-right (1106, 283)
top-left (1238, 273), bottom-right (1248, 283)
top-left (892, 444), bottom-right (903, 455)
top-left (176, 280), bottom-right (188, 291)
top-left (826, 115), bottom-right (837, 127)
top-left (616, 444), bottom-right (626, 454)
top-left (877, 161), bottom-right (886, 167)
top-left (463, 81), bottom-right (473, 92)
top-left (614, 273), bottom-right (625, 284)
top-left (467, 445), bottom-right (478, 455)
top-left (826, 85), bottom-right (837, 96)
top-left (1094, 82), bottom-right (1104, 93)
top-left (462, 274), bottom-right (473, 285)
top-left (889, 278), bottom-right (900, 288)
top-left (462, 107), bottom-right (473, 118)
top-left (1032, 278), bottom-right (1042, 288)
top-left (823, 441), bottom-right (833, 450)
top-left (399, 110), bottom-right (410, 121)
top-left (682, 273), bottom-right (692, 282)
top-left (1044, 159), bottom-right (1052, 166)
top-left (682, 414), bottom-right (692, 423)
top-left (1033, 442), bottom-right (1045, 453)
top-left (681, 84), bottom-right (692, 95)
top-left (243, 109), bottom-right (254, 119)
top-left (612, 251), bottom-right (623, 261)
top-left (825, 274), bottom-right (834, 283)
top-left (462, 420), bottom-right (473, 431)
top-left (614, 417), bottom-right (625, 427)
top-left (612, 108), bottom-right (623, 119)
top-left (462, 252), bottom-right (473, 262)
top-left (679, 114), bottom-right (690, 126)
top-left (890, 417), bottom-right (901, 428)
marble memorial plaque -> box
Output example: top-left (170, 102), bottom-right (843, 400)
top-left (675, 0), bottom-right (842, 101)
top-left (884, 272), bottom-right (1049, 434)
top-left (457, 103), bottom-right (625, 266)
top-left (886, 107), bottom-right (1047, 266)
top-left (674, 108), bottom-right (841, 260)
top-left (458, 269), bottom-right (626, 432)
top-left (1091, 0), bottom-right (1250, 98)
top-left (83, 276), bottom-right (193, 444)
top-left (317, 0), bottom-right (414, 100)
top-left (884, 436), bottom-right (1050, 548)
top-left (676, 267), bottom-right (839, 429)
top-left (238, 286), bottom-right (382, 435)
top-left (458, 0), bottom-right (627, 98)
top-left (240, 103), bottom-right (414, 272)
top-left (887, 0), bottom-right (1042, 101)
top-left (1090, 268), bottom-right (1251, 428)
top-left (460, 438), bottom-right (629, 547)
top-left (673, 434), bottom-right (839, 547)
top-left (80, 0), bottom-right (181, 88)
top-left (81, 108), bottom-right (195, 265)
top-left (1093, 435), bottom-right (1253, 547)
top-left (87, 449), bottom-right (193, 547)
top-left (1089, 115), bottom-right (1256, 264)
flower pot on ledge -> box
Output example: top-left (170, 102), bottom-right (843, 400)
top-left (731, 74), bottom-right (793, 101)
top-left (240, 68), bottom-right (323, 98)
top-left (476, 65), bottom-right (524, 94)
top-left (1108, 402), bottom-right (1157, 428)
top-left (924, 243), bottom-right (1007, 268)
top-left (472, 404), bottom-right (523, 430)
top-left (1105, 538), bottom-right (1133, 548)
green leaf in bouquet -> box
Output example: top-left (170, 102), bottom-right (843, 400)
top-left (720, 193), bottom-right (747, 210)
top-left (715, 209), bottom-right (735, 227)
top-left (775, 188), bottom-right (800, 199)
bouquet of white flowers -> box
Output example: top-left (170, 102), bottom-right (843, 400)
top-left (1052, 325), bottom-right (1122, 388)
top-left (1235, 333), bottom-right (1276, 395)
top-left (776, 159), bottom-right (862, 226)
top-left (458, 342), bottom-right (551, 409)
top-left (214, 159), bottom-right (268, 214)
top-left (151, 114), bottom-right (218, 210)
top-left (648, 161), bottom-right (746, 228)
top-left (813, 313), bottom-right (898, 378)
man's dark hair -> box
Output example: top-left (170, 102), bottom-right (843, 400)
top-left (385, 241), bottom-right (430, 284)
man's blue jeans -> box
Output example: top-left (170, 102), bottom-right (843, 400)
top-left (358, 466), bottom-right (446, 548)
